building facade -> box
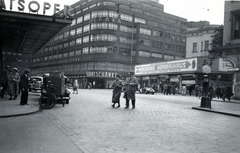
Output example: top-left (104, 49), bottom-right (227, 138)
top-left (216, 1), bottom-right (240, 99)
top-left (186, 23), bottom-right (221, 58)
top-left (31, 0), bottom-right (187, 88)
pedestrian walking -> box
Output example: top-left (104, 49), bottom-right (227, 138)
top-left (0, 65), bottom-right (10, 98)
top-left (72, 79), bottom-right (79, 94)
top-left (194, 84), bottom-right (199, 97)
top-left (124, 71), bottom-right (139, 109)
top-left (208, 83), bottom-right (214, 107)
top-left (222, 84), bottom-right (233, 101)
top-left (8, 68), bottom-right (20, 100)
top-left (19, 69), bottom-right (30, 105)
top-left (111, 74), bottom-right (123, 108)
top-left (189, 85), bottom-right (193, 96)
top-left (221, 84), bottom-right (226, 98)
top-left (215, 85), bottom-right (221, 99)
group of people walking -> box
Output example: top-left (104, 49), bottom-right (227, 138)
top-left (111, 71), bottom-right (138, 109)
top-left (0, 65), bottom-right (30, 105)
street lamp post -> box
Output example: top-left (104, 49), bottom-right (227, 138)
top-left (200, 65), bottom-right (211, 109)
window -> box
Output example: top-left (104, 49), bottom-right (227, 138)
top-left (164, 55), bottom-right (174, 60)
top-left (140, 28), bottom-right (151, 35)
top-left (76, 38), bottom-right (82, 45)
top-left (64, 31), bottom-right (69, 38)
top-left (84, 13), bottom-right (90, 21)
top-left (109, 11), bottom-right (118, 18)
top-left (193, 43), bottom-right (197, 52)
top-left (76, 27), bottom-right (82, 34)
top-left (83, 47), bottom-right (89, 54)
top-left (120, 13), bottom-right (132, 22)
top-left (76, 50), bottom-right (81, 55)
top-left (70, 29), bottom-right (75, 36)
top-left (70, 40), bottom-right (75, 47)
top-left (77, 16), bottom-right (83, 24)
top-left (152, 53), bottom-right (163, 58)
top-left (233, 11), bottom-right (240, 39)
top-left (71, 19), bottom-right (76, 26)
top-left (83, 24), bottom-right (90, 32)
top-left (69, 51), bottom-right (75, 57)
top-left (204, 41), bottom-right (209, 51)
top-left (135, 17), bottom-right (146, 24)
top-left (83, 36), bottom-right (89, 43)
top-left (108, 23), bottom-right (118, 30)
top-left (64, 42), bottom-right (69, 48)
top-left (139, 51), bottom-right (150, 57)
top-left (140, 39), bottom-right (151, 46)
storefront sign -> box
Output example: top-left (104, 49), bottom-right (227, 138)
top-left (182, 80), bottom-right (195, 84)
top-left (219, 58), bottom-right (239, 72)
top-left (91, 17), bottom-right (121, 24)
top-left (86, 71), bottom-right (117, 78)
top-left (2, 0), bottom-right (71, 17)
top-left (135, 58), bottom-right (197, 75)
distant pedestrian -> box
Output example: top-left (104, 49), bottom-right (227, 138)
top-left (72, 79), bottom-right (79, 94)
top-left (0, 65), bottom-right (10, 98)
top-left (222, 84), bottom-right (233, 101)
top-left (8, 68), bottom-right (20, 100)
top-left (111, 74), bottom-right (123, 108)
top-left (221, 84), bottom-right (226, 98)
top-left (19, 69), bottom-right (30, 105)
top-left (208, 83), bottom-right (214, 105)
top-left (215, 85), bottom-right (221, 99)
top-left (182, 84), bottom-right (186, 96)
top-left (124, 71), bottom-right (139, 109)
top-left (194, 84), bottom-right (199, 97)
top-left (189, 85), bottom-right (193, 96)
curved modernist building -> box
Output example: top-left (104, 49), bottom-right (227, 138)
top-left (31, 0), bottom-right (187, 88)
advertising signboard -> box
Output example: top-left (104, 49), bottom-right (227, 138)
top-left (135, 58), bottom-right (197, 75)
top-left (219, 58), bottom-right (239, 72)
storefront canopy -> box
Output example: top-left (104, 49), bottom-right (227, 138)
top-left (0, 9), bottom-right (72, 54)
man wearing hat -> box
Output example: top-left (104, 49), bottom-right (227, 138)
top-left (124, 71), bottom-right (139, 109)
top-left (19, 69), bottom-right (30, 105)
top-left (8, 68), bottom-right (20, 100)
top-left (111, 74), bottom-right (123, 108)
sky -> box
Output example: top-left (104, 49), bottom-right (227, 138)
top-left (4, 0), bottom-right (225, 25)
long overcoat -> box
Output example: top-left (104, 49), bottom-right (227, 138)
top-left (8, 72), bottom-right (20, 96)
top-left (125, 77), bottom-right (139, 100)
top-left (111, 79), bottom-right (123, 103)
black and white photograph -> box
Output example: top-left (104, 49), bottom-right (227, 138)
top-left (1, 0), bottom-right (240, 152)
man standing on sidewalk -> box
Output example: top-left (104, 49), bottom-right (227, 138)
top-left (19, 69), bottom-right (30, 105)
top-left (0, 65), bottom-right (10, 98)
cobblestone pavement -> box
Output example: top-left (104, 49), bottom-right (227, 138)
top-left (42, 89), bottom-right (240, 153)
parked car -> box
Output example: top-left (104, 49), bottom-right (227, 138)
top-left (139, 87), bottom-right (155, 94)
top-left (29, 76), bottom-right (43, 92)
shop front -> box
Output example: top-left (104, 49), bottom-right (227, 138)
top-left (135, 57), bottom-right (235, 94)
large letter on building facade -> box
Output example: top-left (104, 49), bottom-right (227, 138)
top-left (18, 0), bottom-right (25, 11)
top-left (28, 1), bottom-right (40, 13)
top-left (43, 2), bottom-right (51, 15)
top-left (64, 5), bottom-right (71, 17)
top-left (54, 3), bottom-right (60, 15)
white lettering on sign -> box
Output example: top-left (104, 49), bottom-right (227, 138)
top-left (86, 71), bottom-right (117, 78)
top-left (7, 0), bottom-right (71, 17)
top-left (135, 58), bottom-right (198, 75)
top-left (92, 17), bottom-right (121, 24)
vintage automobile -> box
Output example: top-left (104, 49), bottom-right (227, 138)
top-left (29, 76), bottom-right (43, 92)
top-left (139, 87), bottom-right (155, 94)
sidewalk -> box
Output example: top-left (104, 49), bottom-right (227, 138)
top-left (0, 92), bottom-right (41, 118)
top-left (192, 97), bottom-right (240, 117)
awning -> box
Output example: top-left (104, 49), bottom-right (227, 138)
top-left (0, 9), bottom-right (72, 54)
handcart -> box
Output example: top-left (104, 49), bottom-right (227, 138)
top-left (39, 72), bottom-right (71, 109)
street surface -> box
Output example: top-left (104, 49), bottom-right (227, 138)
top-left (1, 89), bottom-right (240, 153)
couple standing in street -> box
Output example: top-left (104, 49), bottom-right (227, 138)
top-left (111, 71), bottom-right (139, 109)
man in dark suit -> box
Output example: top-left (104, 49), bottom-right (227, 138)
top-left (19, 69), bottom-right (30, 105)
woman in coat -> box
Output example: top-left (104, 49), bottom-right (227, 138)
top-left (111, 74), bottom-right (123, 108)
top-left (8, 68), bottom-right (20, 100)
top-left (72, 79), bottom-right (79, 94)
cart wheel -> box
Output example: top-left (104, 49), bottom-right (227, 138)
top-left (39, 93), bottom-right (57, 109)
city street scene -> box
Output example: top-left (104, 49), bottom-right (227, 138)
top-left (1, 0), bottom-right (240, 153)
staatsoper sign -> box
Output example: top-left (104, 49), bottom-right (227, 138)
top-left (135, 58), bottom-right (198, 75)
top-left (0, 0), bottom-right (71, 17)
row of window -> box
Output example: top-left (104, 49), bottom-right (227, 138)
top-left (32, 62), bottom-right (130, 75)
top-left (192, 41), bottom-right (210, 52)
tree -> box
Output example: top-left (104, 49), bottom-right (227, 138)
top-left (211, 25), bottom-right (223, 50)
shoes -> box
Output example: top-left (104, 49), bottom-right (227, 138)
top-left (25, 103), bottom-right (29, 105)
top-left (116, 105), bottom-right (120, 108)
top-left (111, 104), bottom-right (115, 108)
top-left (132, 107), bottom-right (135, 109)
top-left (20, 104), bottom-right (24, 105)
top-left (1, 96), bottom-right (5, 98)
top-left (124, 107), bottom-right (129, 109)
top-left (9, 98), bottom-right (12, 100)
